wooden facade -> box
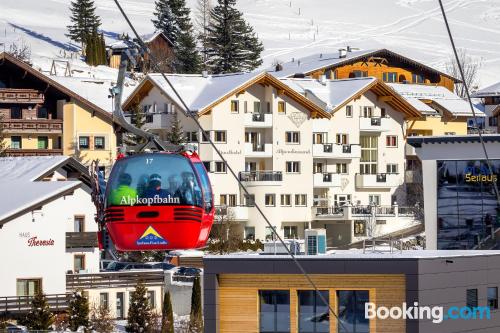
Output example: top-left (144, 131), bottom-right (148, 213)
top-left (218, 273), bottom-right (406, 333)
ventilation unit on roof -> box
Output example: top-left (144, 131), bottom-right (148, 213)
top-left (338, 48), bottom-right (347, 58)
top-left (305, 229), bottom-right (326, 255)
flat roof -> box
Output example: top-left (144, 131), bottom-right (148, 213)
top-left (408, 134), bottom-right (500, 148)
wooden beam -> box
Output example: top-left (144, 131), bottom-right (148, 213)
top-left (277, 89), bottom-right (285, 96)
top-left (378, 96), bottom-right (393, 102)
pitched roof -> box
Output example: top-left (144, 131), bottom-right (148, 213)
top-left (269, 48), bottom-right (459, 82)
top-left (472, 81), bottom-right (500, 98)
top-left (142, 31), bottom-right (174, 46)
top-left (0, 156), bottom-right (89, 224)
top-left (123, 71), bottom-right (331, 119)
top-left (281, 77), bottom-right (422, 118)
top-left (0, 52), bottom-right (113, 121)
top-left (389, 83), bottom-right (484, 117)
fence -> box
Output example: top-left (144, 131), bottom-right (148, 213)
top-left (0, 294), bottom-right (69, 315)
top-left (66, 270), bottom-right (164, 290)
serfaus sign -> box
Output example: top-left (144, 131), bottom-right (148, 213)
top-left (464, 165), bottom-right (498, 183)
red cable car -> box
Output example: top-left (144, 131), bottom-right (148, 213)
top-left (103, 151), bottom-right (214, 251)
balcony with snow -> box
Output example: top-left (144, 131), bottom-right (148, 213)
top-left (312, 143), bottom-right (361, 159)
top-left (244, 113), bottom-right (273, 128)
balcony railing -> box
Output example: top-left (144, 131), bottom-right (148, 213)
top-left (66, 232), bottom-right (98, 249)
top-left (352, 205), bottom-right (372, 215)
top-left (2, 119), bottom-right (63, 133)
top-left (359, 117), bottom-right (390, 132)
top-left (239, 171), bottom-right (282, 182)
top-left (0, 88), bottom-right (44, 103)
top-left (313, 172), bottom-right (341, 187)
top-left (0, 294), bottom-right (69, 315)
top-left (244, 142), bottom-right (273, 157)
top-left (244, 113), bottom-right (272, 127)
top-left (355, 173), bottom-right (400, 188)
top-left (66, 271), bottom-right (164, 290)
top-left (314, 206), bottom-right (344, 216)
top-left (312, 143), bottom-right (361, 159)
top-left (5, 148), bottom-right (63, 156)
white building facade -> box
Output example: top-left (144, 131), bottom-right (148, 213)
top-left (123, 73), bottom-right (422, 247)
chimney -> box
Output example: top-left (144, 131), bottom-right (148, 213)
top-left (202, 70), bottom-right (208, 78)
top-left (292, 57), bottom-right (295, 62)
top-left (319, 74), bottom-right (327, 86)
top-left (298, 60), bottom-right (301, 66)
top-left (275, 63), bottom-right (283, 72)
top-left (338, 48), bottom-right (347, 58)
top-left (319, 53), bottom-right (323, 58)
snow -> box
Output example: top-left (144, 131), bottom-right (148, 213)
top-left (389, 83), bottom-right (484, 116)
top-left (472, 80), bottom-right (500, 97)
top-left (0, 156), bottom-right (81, 222)
top-left (1, 0), bottom-right (499, 89)
top-left (281, 77), bottom-right (376, 110)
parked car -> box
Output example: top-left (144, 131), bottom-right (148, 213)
top-left (175, 266), bottom-right (202, 276)
top-left (1, 324), bottom-right (27, 333)
top-left (100, 259), bottom-right (114, 271)
top-left (105, 261), bottom-right (152, 271)
top-left (149, 262), bottom-right (176, 271)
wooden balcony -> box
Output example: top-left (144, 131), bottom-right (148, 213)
top-left (66, 232), bottom-right (98, 249)
top-left (66, 271), bottom-right (165, 290)
top-left (5, 148), bottom-right (63, 156)
top-left (0, 88), bottom-right (44, 104)
top-left (2, 119), bottom-right (63, 133)
top-left (0, 294), bottom-right (69, 315)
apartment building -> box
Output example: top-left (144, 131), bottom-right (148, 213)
top-left (123, 71), bottom-right (424, 245)
top-left (472, 81), bottom-right (500, 133)
top-left (0, 52), bottom-right (117, 172)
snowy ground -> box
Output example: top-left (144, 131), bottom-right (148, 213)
top-left (0, 0), bottom-right (499, 87)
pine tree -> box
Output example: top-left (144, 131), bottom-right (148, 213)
top-left (128, 103), bottom-right (146, 144)
top-left (188, 276), bottom-right (203, 333)
top-left (175, 31), bottom-right (202, 73)
top-left (90, 303), bottom-right (114, 333)
top-left (0, 114), bottom-right (6, 157)
top-left (126, 280), bottom-right (154, 333)
top-left (161, 291), bottom-right (174, 333)
top-left (152, 0), bottom-right (179, 44)
top-left (20, 293), bottom-right (55, 330)
top-left (206, 0), bottom-right (263, 73)
top-left (166, 111), bottom-right (186, 145)
top-left (68, 290), bottom-right (90, 331)
top-left (66, 0), bottom-right (101, 48)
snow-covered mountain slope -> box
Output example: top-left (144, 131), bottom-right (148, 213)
top-left (0, 0), bottom-right (499, 87)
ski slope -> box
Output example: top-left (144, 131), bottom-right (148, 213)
top-left (0, 0), bottom-right (499, 87)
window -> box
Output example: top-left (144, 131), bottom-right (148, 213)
top-left (145, 114), bottom-right (154, 123)
top-left (266, 102), bottom-right (271, 113)
top-left (265, 194), bottom-right (276, 207)
top-left (214, 161), bottom-right (226, 173)
top-left (244, 101), bottom-right (248, 113)
top-left (444, 132), bottom-right (456, 135)
top-left (259, 290), bottom-right (290, 333)
top-left (254, 101), bottom-right (261, 113)
top-left (354, 220), bottom-right (366, 236)
top-left (79, 136), bottom-right (89, 149)
top-left (386, 163), bottom-right (398, 174)
top-left (295, 194), bottom-right (307, 206)
top-left (37, 136), bottom-right (48, 149)
top-left (185, 131), bottom-right (198, 142)
top-left (278, 101), bottom-right (286, 114)
top-left (346, 105), bottom-right (353, 117)
top-left (94, 136), bottom-right (105, 150)
top-left (489, 117), bottom-right (498, 127)
top-left (381, 107), bottom-right (386, 118)
top-left (281, 194), bottom-right (291, 206)
top-left (313, 133), bottom-right (327, 144)
top-left (336, 133), bottom-right (348, 145)
top-left (412, 73), bottom-right (425, 84)
top-left (298, 290), bottom-right (329, 333)
top-left (37, 107), bottom-right (48, 119)
top-left (147, 290), bottom-right (155, 308)
top-left (360, 136), bottom-right (378, 174)
top-left (10, 136), bottom-right (22, 149)
top-left (314, 163), bottom-right (324, 174)
top-left (143, 104), bottom-right (152, 113)
top-left (203, 161), bottom-right (211, 172)
top-left (244, 194), bottom-right (255, 207)
top-left (74, 216), bottom-right (85, 233)
top-left (286, 161), bottom-right (300, 173)
top-left (383, 72), bottom-right (398, 82)
top-left (219, 194), bottom-right (227, 206)
top-left (376, 220), bottom-right (387, 225)
top-left (336, 163), bottom-right (348, 174)
top-left (214, 131), bottom-right (227, 143)
top-left (488, 287), bottom-right (498, 309)
top-left (284, 226), bottom-right (298, 239)
top-left (351, 70), bottom-right (368, 78)
top-left (16, 279), bottom-right (42, 296)
top-left (227, 195), bottom-right (236, 207)
top-left (334, 194), bottom-right (351, 207)
top-left (361, 106), bottom-right (373, 118)
top-left (285, 131), bottom-right (300, 144)
top-left (386, 135), bottom-right (397, 147)
top-left (369, 194), bottom-right (381, 206)
top-left (10, 106), bottom-right (22, 119)
top-left (100, 293), bottom-right (109, 308)
top-left (467, 289), bottom-right (478, 308)
top-left (74, 255), bottom-right (85, 272)
top-left (337, 290), bottom-right (369, 333)
top-left (245, 227), bottom-right (255, 240)
top-left (230, 100), bottom-right (239, 113)
top-left (201, 131), bottom-right (211, 142)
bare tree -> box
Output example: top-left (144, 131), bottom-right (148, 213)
top-left (445, 48), bottom-right (481, 98)
top-left (90, 303), bottom-right (114, 333)
top-left (208, 208), bottom-right (242, 254)
top-left (194, 0), bottom-right (212, 69)
top-left (7, 40), bottom-right (31, 62)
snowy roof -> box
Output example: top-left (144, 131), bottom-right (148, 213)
top-left (140, 71), bottom-right (266, 112)
top-left (269, 48), bottom-right (458, 81)
top-left (141, 31), bottom-right (173, 46)
top-left (388, 83), bottom-right (484, 117)
top-left (472, 81), bottom-right (500, 98)
top-left (281, 77), bottom-right (376, 110)
top-left (0, 157), bottom-right (86, 224)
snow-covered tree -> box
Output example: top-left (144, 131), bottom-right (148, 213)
top-left (152, 0), bottom-right (179, 44)
top-left (20, 293), bottom-right (54, 330)
top-left (68, 290), bottom-right (90, 331)
top-left (90, 303), bottom-right (114, 333)
top-left (206, 0), bottom-right (263, 73)
top-left (161, 291), bottom-right (174, 333)
top-left (188, 276), bottom-right (203, 333)
top-left (126, 280), bottom-right (154, 333)
top-left (66, 0), bottom-right (101, 48)
top-left (195, 0), bottom-right (212, 68)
